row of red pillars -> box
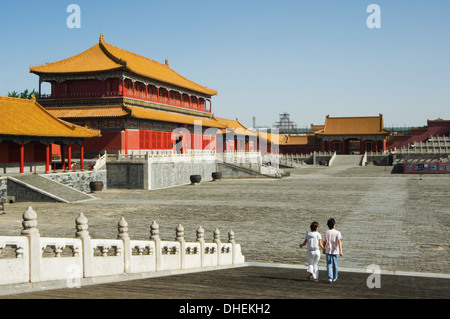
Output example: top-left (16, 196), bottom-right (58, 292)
top-left (18, 142), bottom-right (84, 174)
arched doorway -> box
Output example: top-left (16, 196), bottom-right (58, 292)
top-left (347, 138), bottom-right (361, 154)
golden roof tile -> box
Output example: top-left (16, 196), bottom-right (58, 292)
top-left (30, 35), bottom-right (217, 96)
top-left (125, 106), bottom-right (225, 128)
top-left (280, 134), bottom-right (319, 145)
top-left (46, 105), bottom-right (128, 118)
top-left (0, 96), bottom-right (101, 138)
top-left (46, 104), bottom-right (226, 129)
top-left (212, 117), bottom-right (258, 136)
top-left (315, 115), bottom-right (390, 136)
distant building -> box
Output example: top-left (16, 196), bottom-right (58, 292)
top-left (387, 119), bottom-right (450, 150)
top-left (315, 114), bottom-right (390, 154)
top-left (279, 114), bottom-right (450, 155)
top-left (279, 114), bottom-right (391, 154)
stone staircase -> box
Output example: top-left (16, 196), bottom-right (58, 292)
top-left (330, 155), bottom-right (363, 167)
top-left (218, 162), bottom-right (287, 179)
top-left (7, 175), bottom-right (96, 203)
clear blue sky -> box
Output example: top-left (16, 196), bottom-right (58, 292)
top-left (1, 0), bottom-right (449, 129)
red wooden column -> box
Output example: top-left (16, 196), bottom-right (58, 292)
top-left (80, 143), bottom-right (85, 171)
top-left (45, 142), bottom-right (50, 173)
top-left (67, 144), bottom-right (72, 171)
top-left (320, 140), bottom-right (324, 152)
top-left (382, 139), bottom-right (386, 152)
top-left (124, 129), bottom-right (128, 155)
top-left (20, 142), bottom-right (24, 174)
top-left (61, 145), bottom-right (66, 171)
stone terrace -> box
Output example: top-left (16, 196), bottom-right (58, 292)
top-left (0, 165), bottom-right (449, 275)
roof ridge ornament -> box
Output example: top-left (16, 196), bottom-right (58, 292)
top-left (98, 35), bottom-right (127, 67)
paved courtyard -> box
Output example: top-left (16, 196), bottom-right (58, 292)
top-left (3, 266), bottom-right (449, 299)
top-left (0, 164), bottom-right (449, 276)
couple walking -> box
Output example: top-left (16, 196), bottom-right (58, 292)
top-left (299, 218), bottom-right (343, 283)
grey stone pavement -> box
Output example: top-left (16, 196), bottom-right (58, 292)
top-left (0, 164), bottom-right (449, 300)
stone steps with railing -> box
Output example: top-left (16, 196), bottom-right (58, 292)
top-left (7, 174), bottom-right (96, 203)
top-left (392, 135), bottom-right (450, 155)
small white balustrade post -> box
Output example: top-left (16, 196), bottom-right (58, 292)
top-left (118, 217), bottom-right (131, 273)
top-left (176, 224), bottom-right (186, 269)
top-left (75, 213), bottom-right (93, 278)
top-left (196, 226), bottom-right (205, 267)
top-left (228, 230), bottom-right (236, 265)
top-left (213, 228), bottom-right (221, 266)
top-left (21, 206), bottom-right (41, 283)
top-left (150, 221), bottom-right (161, 271)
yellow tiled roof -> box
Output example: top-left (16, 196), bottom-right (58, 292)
top-left (310, 124), bottom-right (324, 131)
top-left (46, 105), bottom-right (128, 119)
top-left (125, 106), bottom-right (225, 128)
top-left (280, 134), bottom-right (319, 145)
top-left (256, 132), bottom-right (282, 145)
top-left (30, 35), bottom-right (217, 96)
top-left (46, 105), bottom-right (226, 129)
top-left (212, 117), bottom-right (258, 137)
top-left (316, 115), bottom-right (390, 136)
top-left (0, 96), bottom-right (101, 138)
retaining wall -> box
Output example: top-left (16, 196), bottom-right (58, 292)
top-left (42, 170), bottom-right (107, 193)
top-left (107, 157), bottom-right (216, 190)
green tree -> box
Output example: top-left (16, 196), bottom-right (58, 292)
top-left (7, 91), bottom-right (20, 98)
top-left (7, 89), bottom-right (39, 99)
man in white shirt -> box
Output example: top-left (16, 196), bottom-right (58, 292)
top-left (322, 218), bottom-right (343, 283)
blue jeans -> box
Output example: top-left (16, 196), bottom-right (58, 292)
top-left (326, 254), bottom-right (339, 280)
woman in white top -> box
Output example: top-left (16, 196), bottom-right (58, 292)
top-left (299, 221), bottom-right (324, 282)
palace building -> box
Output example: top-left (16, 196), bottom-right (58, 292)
top-left (279, 114), bottom-right (391, 154)
top-left (29, 35), bottom-right (255, 158)
top-left (278, 114), bottom-right (450, 155)
top-left (315, 114), bottom-right (391, 154)
top-left (0, 96), bottom-right (100, 174)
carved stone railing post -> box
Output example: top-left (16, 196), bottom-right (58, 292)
top-left (213, 228), bottom-right (221, 266)
top-left (228, 230), bottom-right (236, 265)
top-left (196, 226), bottom-right (205, 267)
top-left (150, 221), bottom-right (161, 271)
top-left (21, 206), bottom-right (40, 283)
top-left (75, 213), bottom-right (92, 277)
top-left (176, 224), bottom-right (186, 269)
top-left (228, 230), bottom-right (235, 244)
top-left (118, 217), bottom-right (131, 273)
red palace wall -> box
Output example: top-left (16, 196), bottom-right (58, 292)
top-left (218, 139), bottom-right (257, 153)
top-left (427, 120), bottom-right (450, 136)
top-left (0, 142), bottom-right (47, 163)
top-left (73, 130), bottom-right (218, 156)
top-left (51, 79), bottom-right (122, 98)
top-left (387, 121), bottom-right (450, 150)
